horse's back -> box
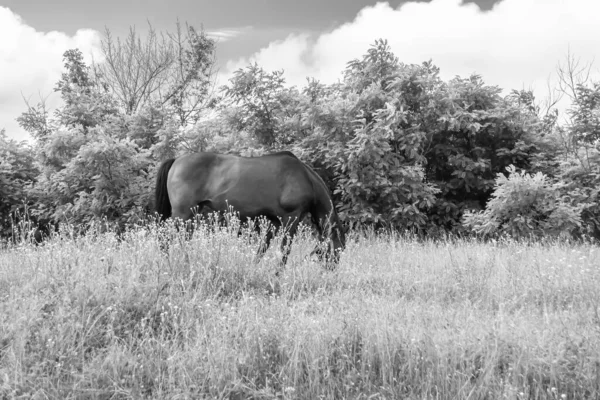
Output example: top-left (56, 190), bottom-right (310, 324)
top-left (167, 152), bottom-right (315, 219)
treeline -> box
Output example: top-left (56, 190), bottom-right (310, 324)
top-left (1, 22), bottom-right (599, 241)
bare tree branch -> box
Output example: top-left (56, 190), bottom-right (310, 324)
top-left (556, 46), bottom-right (594, 101)
top-left (91, 20), bottom-right (217, 126)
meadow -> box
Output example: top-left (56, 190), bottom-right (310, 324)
top-left (0, 219), bottom-right (599, 399)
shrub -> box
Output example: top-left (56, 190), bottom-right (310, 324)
top-left (463, 165), bottom-right (582, 239)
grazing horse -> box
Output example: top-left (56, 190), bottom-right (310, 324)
top-left (154, 151), bottom-right (346, 266)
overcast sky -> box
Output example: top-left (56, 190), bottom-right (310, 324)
top-left (1, 0), bottom-right (599, 141)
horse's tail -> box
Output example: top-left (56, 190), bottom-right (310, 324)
top-left (155, 158), bottom-right (176, 221)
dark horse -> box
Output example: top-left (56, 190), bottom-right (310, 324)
top-left (154, 151), bottom-right (346, 266)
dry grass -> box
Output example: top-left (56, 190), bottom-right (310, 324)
top-left (1, 218), bottom-right (599, 399)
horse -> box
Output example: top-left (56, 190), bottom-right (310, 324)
top-left (154, 151), bottom-right (346, 267)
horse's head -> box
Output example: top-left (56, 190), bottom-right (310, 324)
top-left (311, 222), bottom-right (346, 268)
top-left (309, 192), bottom-right (347, 268)
top-left (330, 212), bottom-right (346, 257)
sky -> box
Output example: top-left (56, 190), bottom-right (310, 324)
top-left (1, 0), bottom-right (599, 141)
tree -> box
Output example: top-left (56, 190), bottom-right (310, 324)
top-left (552, 51), bottom-right (600, 239)
top-left (423, 75), bottom-right (545, 232)
top-left (569, 83), bottom-right (600, 145)
top-left (55, 49), bottom-right (119, 132)
top-left (222, 63), bottom-right (293, 147)
top-left (93, 21), bottom-right (217, 124)
top-left (299, 41), bottom-right (441, 229)
top-left (16, 95), bottom-right (53, 141)
top-left (31, 132), bottom-right (154, 227)
top-left (0, 130), bottom-right (39, 237)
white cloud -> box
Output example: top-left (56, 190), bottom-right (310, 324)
top-left (207, 28), bottom-right (245, 43)
top-left (220, 0), bottom-right (600, 117)
top-left (0, 6), bottom-right (102, 141)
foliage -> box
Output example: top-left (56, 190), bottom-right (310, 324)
top-left (423, 81), bottom-right (543, 232)
top-left (54, 49), bottom-right (119, 133)
top-left (32, 132), bottom-right (154, 227)
top-left (10, 21), bottom-right (216, 231)
top-left (555, 147), bottom-right (600, 240)
top-left (16, 99), bottom-right (53, 141)
top-left (6, 32), bottom-right (600, 241)
top-left (463, 165), bottom-right (582, 239)
top-left (329, 43), bottom-right (441, 229)
top-left (486, 76), bottom-right (600, 241)
top-left (568, 83), bottom-right (600, 145)
top-left (217, 40), bottom-right (546, 232)
top-left (555, 81), bottom-right (600, 239)
top-left (222, 63), bottom-right (301, 147)
top-left (0, 130), bottom-right (39, 236)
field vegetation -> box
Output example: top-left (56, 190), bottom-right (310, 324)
top-left (1, 219), bottom-right (599, 399)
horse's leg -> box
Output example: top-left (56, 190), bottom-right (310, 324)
top-left (308, 213), bottom-right (326, 261)
top-left (279, 214), bottom-right (302, 266)
top-left (255, 217), bottom-right (281, 263)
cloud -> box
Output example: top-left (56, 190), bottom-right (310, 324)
top-left (0, 6), bottom-right (102, 141)
top-left (207, 28), bottom-right (246, 43)
top-left (220, 0), bottom-right (600, 116)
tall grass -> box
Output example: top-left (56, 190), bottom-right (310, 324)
top-left (1, 217), bottom-right (599, 399)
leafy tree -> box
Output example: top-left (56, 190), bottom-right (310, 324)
top-left (330, 55), bottom-right (441, 228)
top-left (16, 97), bottom-right (53, 141)
top-left (556, 151), bottom-right (600, 239)
top-left (300, 41), bottom-right (441, 229)
top-left (29, 127), bottom-right (155, 228)
top-left (167, 22), bottom-right (218, 126)
top-left (222, 63), bottom-right (293, 147)
top-left (54, 49), bottom-right (119, 132)
top-left (569, 82), bottom-right (600, 144)
top-left (557, 82), bottom-right (600, 239)
top-left (550, 51), bottom-right (600, 239)
top-left (423, 77), bottom-right (544, 232)
top-left (504, 89), bottom-right (563, 178)
top-left (0, 130), bottom-right (39, 237)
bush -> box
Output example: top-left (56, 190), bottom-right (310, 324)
top-left (463, 165), bottom-right (582, 239)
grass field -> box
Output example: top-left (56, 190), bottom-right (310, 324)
top-left (1, 219), bottom-right (599, 399)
